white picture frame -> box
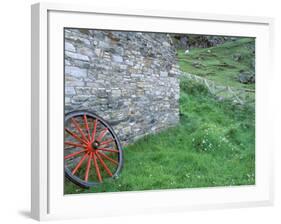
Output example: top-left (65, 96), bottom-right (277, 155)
top-left (31, 2), bottom-right (274, 221)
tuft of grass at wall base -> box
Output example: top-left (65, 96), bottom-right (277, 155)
top-left (65, 78), bottom-right (255, 194)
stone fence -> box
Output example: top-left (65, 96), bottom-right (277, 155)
top-left (182, 72), bottom-right (255, 106)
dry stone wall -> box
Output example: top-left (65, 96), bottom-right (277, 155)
top-left (65, 29), bottom-right (181, 144)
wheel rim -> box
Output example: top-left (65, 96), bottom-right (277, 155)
top-left (64, 111), bottom-right (123, 188)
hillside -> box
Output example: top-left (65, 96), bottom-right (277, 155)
top-left (177, 37), bottom-right (255, 89)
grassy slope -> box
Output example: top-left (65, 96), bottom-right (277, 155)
top-left (65, 78), bottom-right (255, 194)
top-left (178, 38), bottom-right (255, 89)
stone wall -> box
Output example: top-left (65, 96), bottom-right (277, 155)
top-left (64, 29), bottom-right (180, 144)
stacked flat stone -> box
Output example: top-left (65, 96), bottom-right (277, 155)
top-left (65, 29), bottom-right (180, 145)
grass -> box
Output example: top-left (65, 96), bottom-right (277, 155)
top-left (65, 77), bottom-right (255, 194)
top-left (178, 37), bottom-right (255, 89)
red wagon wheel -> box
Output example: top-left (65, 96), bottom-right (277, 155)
top-left (64, 111), bottom-right (123, 188)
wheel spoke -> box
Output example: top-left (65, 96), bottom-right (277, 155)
top-left (83, 114), bottom-right (91, 141)
top-left (97, 148), bottom-right (119, 153)
top-left (96, 128), bottom-right (108, 142)
top-left (97, 151), bottom-right (118, 165)
top-left (93, 153), bottom-right (102, 182)
top-left (84, 153), bottom-right (92, 181)
top-left (64, 146), bottom-right (75, 150)
top-left (99, 138), bottom-right (115, 147)
top-left (65, 141), bottom-right (86, 148)
top-left (64, 149), bottom-right (87, 159)
top-left (96, 153), bottom-right (113, 177)
top-left (92, 119), bottom-right (98, 141)
top-left (72, 153), bottom-right (88, 175)
top-left (65, 128), bottom-right (88, 145)
top-left (71, 117), bottom-right (88, 143)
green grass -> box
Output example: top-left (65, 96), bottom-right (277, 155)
top-left (65, 78), bottom-right (255, 194)
top-left (178, 37), bottom-right (255, 89)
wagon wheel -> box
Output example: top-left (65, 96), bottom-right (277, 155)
top-left (64, 111), bottom-right (123, 188)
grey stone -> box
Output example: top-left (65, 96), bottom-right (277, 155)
top-left (78, 47), bottom-right (95, 58)
top-left (111, 89), bottom-right (122, 98)
top-left (97, 88), bottom-right (108, 98)
top-left (192, 61), bottom-right (202, 68)
top-left (125, 60), bottom-right (134, 66)
top-left (65, 80), bottom-right (84, 87)
top-left (65, 97), bottom-right (71, 104)
top-left (162, 41), bottom-right (170, 47)
top-left (76, 37), bottom-right (91, 45)
top-left (98, 40), bottom-right (111, 49)
top-left (131, 73), bottom-right (143, 78)
top-left (112, 55), bottom-right (123, 63)
top-left (122, 126), bottom-right (131, 135)
top-left (65, 87), bottom-right (76, 95)
top-left (119, 64), bottom-right (128, 70)
top-left (65, 42), bottom-right (76, 52)
top-left (160, 71), bottom-right (168, 77)
top-left (94, 48), bottom-right (103, 57)
top-left (75, 87), bottom-right (92, 95)
top-left (237, 72), bottom-right (255, 84)
top-left (71, 95), bottom-right (90, 104)
top-left (65, 51), bottom-right (90, 61)
top-left (65, 66), bottom-right (87, 78)
top-left (233, 53), bottom-right (242, 61)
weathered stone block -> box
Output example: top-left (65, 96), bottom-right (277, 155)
top-left (65, 80), bottom-right (85, 87)
top-left (112, 55), bottom-right (123, 63)
top-left (71, 95), bottom-right (90, 104)
top-left (65, 87), bottom-right (76, 95)
top-left (97, 88), bottom-right (108, 98)
top-left (131, 73), bottom-right (143, 78)
top-left (78, 47), bottom-right (95, 58)
top-left (98, 40), bottom-right (111, 49)
top-left (75, 87), bottom-right (92, 95)
top-left (65, 51), bottom-right (90, 61)
top-left (111, 89), bottom-right (122, 98)
top-left (65, 66), bottom-right (87, 78)
top-left (160, 71), bottom-right (168, 77)
top-left (65, 42), bottom-right (76, 52)
top-left (94, 48), bottom-right (103, 57)
top-left (77, 37), bottom-right (91, 46)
